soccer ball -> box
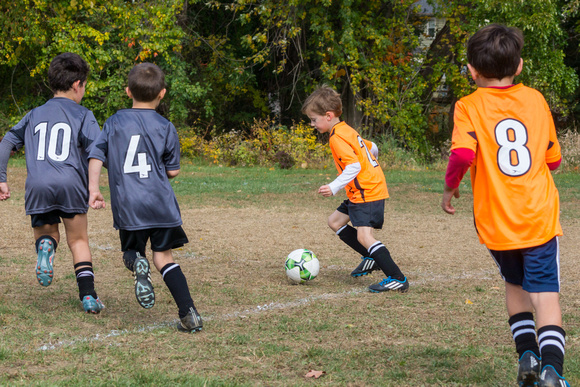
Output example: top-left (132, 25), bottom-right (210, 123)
top-left (285, 249), bottom-right (319, 284)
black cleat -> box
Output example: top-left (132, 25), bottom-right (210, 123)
top-left (350, 257), bottom-right (379, 277)
top-left (368, 276), bottom-right (409, 293)
top-left (179, 307), bottom-right (203, 333)
top-left (517, 351), bottom-right (540, 387)
top-left (538, 365), bottom-right (570, 387)
top-left (134, 255), bottom-right (155, 309)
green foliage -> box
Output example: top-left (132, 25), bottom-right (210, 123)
top-left (1, 0), bottom-right (580, 159)
top-left (180, 119), bottom-right (331, 168)
top-left (0, 0), bottom-right (208, 127)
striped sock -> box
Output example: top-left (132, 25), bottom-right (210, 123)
top-left (336, 225), bottom-right (369, 257)
top-left (368, 242), bottom-right (404, 280)
top-left (160, 263), bottom-right (195, 318)
top-left (509, 312), bottom-right (540, 358)
top-left (538, 325), bottom-right (566, 375)
top-left (74, 262), bottom-right (97, 300)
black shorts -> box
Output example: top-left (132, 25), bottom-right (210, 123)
top-left (489, 237), bottom-right (561, 293)
top-left (336, 199), bottom-right (385, 229)
top-left (30, 210), bottom-right (81, 228)
top-left (119, 226), bottom-right (189, 254)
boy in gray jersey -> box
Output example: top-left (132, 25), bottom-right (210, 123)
top-left (88, 63), bottom-right (202, 333)
top-left (0, 53), bottom-right (104, 314)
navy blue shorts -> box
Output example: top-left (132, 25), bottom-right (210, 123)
top-left (488, 237), bottom-right (561, 293)
top-left (119, 226), bottom-right (189, 254)
top-left (30, 210), bottom-right (81, 228)
top-left (336, 199), bottom-right (385, 229)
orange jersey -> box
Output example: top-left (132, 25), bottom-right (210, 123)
top-left (451, 84), bottom-right (562, 250)
top-left (329, 121), bottom-right (388, 203)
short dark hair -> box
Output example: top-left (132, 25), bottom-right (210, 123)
top-left (48, 53), bottom-right (90, 93)
top-left (467, 24), bottom-right (524, 80)
top-left (302, 85), bottom-right (343, 117)
top-left (127, 63), bottom-right (166, 102)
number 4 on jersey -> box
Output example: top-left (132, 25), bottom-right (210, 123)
top-left (124, 135), bottom-right (151, 178)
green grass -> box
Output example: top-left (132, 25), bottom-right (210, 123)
top-left (1, 159), bottom-right (579, 386)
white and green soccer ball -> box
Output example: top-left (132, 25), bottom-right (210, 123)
top-left (285, 249), bottom-right (319, 284)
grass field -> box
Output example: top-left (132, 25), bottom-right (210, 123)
top-left (0, 159), bottom-right (579, 386)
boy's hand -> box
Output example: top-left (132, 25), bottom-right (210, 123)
top-left (441, 184), bottom-right (460, 215)
top-left (318, 185), bottom-right (333, 197)
top-left (0, 182), bottom-right (10, 200)
top-left (88, 191), bottom-right (106, 209)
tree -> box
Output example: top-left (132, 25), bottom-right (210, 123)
top-left (0, 0), bottom-right (207, 128)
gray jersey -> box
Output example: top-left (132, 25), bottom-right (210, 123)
top-left (90, 109), bottom-right (182, 231)
top-left (3, 97), bottom-right (100, 214)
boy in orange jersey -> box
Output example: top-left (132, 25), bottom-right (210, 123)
top-left (302, 85), bottom-right (408, 293)
top-left (442, 24), bottom-right (568, 387)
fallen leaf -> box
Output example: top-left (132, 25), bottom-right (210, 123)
top-left (305, 370), bottom-right (325, 379)
top-left (465, 299), bottom-right (473, 304)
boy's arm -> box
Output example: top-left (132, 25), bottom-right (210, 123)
top-left (0, 139), bottom-right (15, 200)
top-left (319, 162), bottom-right (361, 197)
top-left (166, 169), bottom-right (180, 179)
top-left (441, 148), bottom-right (474, 215)
top-left (88, 158), bottom-right (106, 209)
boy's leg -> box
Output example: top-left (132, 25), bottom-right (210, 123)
top-left (357, 226), bottom-right (408, 293)
top-left (62, 214), bottom-right (104, 314)
top-left (153, 250), bottom-right (202, 332)
top-left (505, 283), bottom-right (541, 386)
top-left (32, 217), bottom-right (60, 287)
top-left (328, 209), bottom-right (378, 277)
top-left (530, 292), bottom-right (566, 379)
top-left (120, 229), bottom-right (155, 309)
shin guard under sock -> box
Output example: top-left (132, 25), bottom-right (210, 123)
top-left (336, 225), bottom-right (369, 257)
top-left (160, 263), bottom-right (195, 318)
top-left (74, 261), bottom-right (97, 300)
top-left (509, 312), bottom-right (540, 358)
top-left (538, 325), bottom-right (566, 375)
top-left (368, 242), bottom-right (404, 280)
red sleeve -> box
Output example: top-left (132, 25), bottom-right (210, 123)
top-left (445, 148), bottom-right (475, 189)
top-left (547, 158), bottom-right (561, 171)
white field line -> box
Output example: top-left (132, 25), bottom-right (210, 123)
top-left (36, 270), bottom-right (499, 352)
top-left (37, 288), bottom-right (366, 351)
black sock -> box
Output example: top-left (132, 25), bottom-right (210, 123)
top-left (538, 325), bottom-right (566, 375)
top-left (368, 242), bottom-right (404, 280)
top-left (35, 235), bottom-right (58, 253)
top-left (509, 312), bottom-right (540, 358)
top-left (160, 263), bottom-right (195, 318)
top-left (74, 262), bottom-right (97, 301)
top-left (336, 225), bottom-right (369, 257)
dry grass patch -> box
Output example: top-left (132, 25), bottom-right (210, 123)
top-left (0, 161), bottom-right (578, 386)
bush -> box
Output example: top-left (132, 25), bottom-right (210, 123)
top-left (180, 119), bottom-right (331, 168)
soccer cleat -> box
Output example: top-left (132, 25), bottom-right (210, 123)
top-left (179, 307), bottom-right (203, 333)
top-left (36, 238), bottom-right (55, 286)
top-left (517, 351), bottom-right (540, 387)
top-left (538, 365), bottom-right (570, 387)
top-left (82, 295), bottom-right (105, 314)
top-left (350, 257), bottom-right (379, 277)
top-left (134, 256), bottom-right (155, 309)
top-left (368, 276), bottom-right (409, 293)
